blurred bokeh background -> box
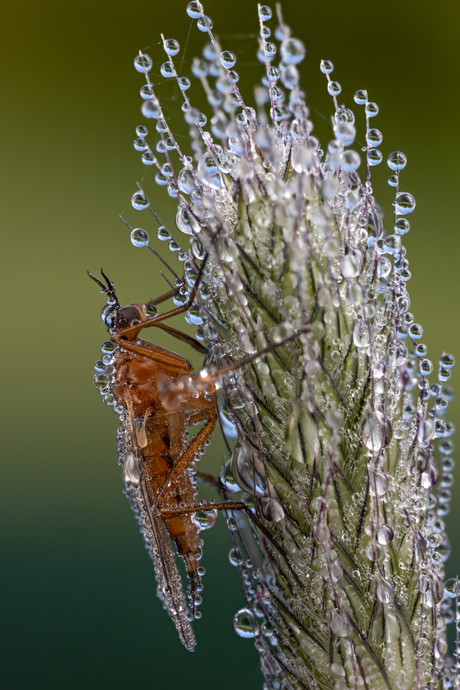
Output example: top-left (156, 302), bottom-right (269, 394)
top-left (1, 0), bottom-right (459, 687)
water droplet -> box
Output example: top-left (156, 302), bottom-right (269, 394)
top-left (354, 89), bottom-right (367, 104)
top-left (395, 192), bottom-right (416, 215)
top-left (368, 149), bottom-right (383, 166)
top-left (444, 578), bottom-right (460, 598)
top-left (363, 411), bottom-right (384, 451)
top-left (365, 102), bottom-right (379, 117)
top-left (134, 54), bottom-right (152, 73)
top-left (160, 61), bottom-right (176, 78)
top-left (197, 154), bottom-right (221, 189)
top-left (353, 320), bottom-right (370, 348)
top-left (258, 5), bottom-right (272, 20)
top-left (327, 81), bottom-right (341, 96)
top-left (123, 452), bottom-right (141, 484)
top-left (440, 353), bottom-right (455, 369)
top-left (133, 137), bottom-right (147, 152)
top-left (186, 1), bottom-right (203, 18)
top-left (320, 59), bottom-right (334, 74)
top-left (220, 50), bottom-right (236, 69)
top-left (234, 608), bottom-right (257, 638)
top-left (141, 98), bottom-right (161, 119)
top-left (229, 547), bottom-right (244, 566)
top-left (264, 41), bottom-right (277, 58)
top-left (369, 471), bottom-right (389, 496)
top-left (331, 612), bottom-right (348, 637)
top-left (342, 150), bottom-right (361, 172)
top-left (231, 443), bottom-right (267, 496)
top-left (376, 578), bottom-right (395, 603)
top-left (365, 542), bottom-right (385, 562)
top-left (366, 128), bottom-right (382, 147)
top-left (419, 358), bottom-right (433, 376)
top-left (164, 38), bottom-right (180, 56)
top-left (377, 524), bottom-right (394, 545)
top-left (93, 372), bottom-right (108, 390)
top-left (156, 226), bottom-right (170, 241)
top-left (130, 228), bottom-right (149, 248)
top-left (131, 191), bottom-right (149, 210)
top-left (176, 207), bottom-right (200, 235)
top-left (388, 174), bottom-right (398, 187)
top-left (136, 125), bottom-right (148, 137)
top-left (341, 253), bottom-right (360, 278)
top-left (417, 418), bottom-right (435, 444)
top-left (280, 38), bottom-right (306, 65)
top-left (192, 509), bottom-right (218, 530)
top-left (395, 218), bottom-right (410, 235)
top-left (387, 151), bottom-right (407, 172)
top-left (408, 323), bottom-right (423, 339)
top-left (334, 122), bottom-right (356, 146)
top-left (197, 15), bottom-right (213, 32)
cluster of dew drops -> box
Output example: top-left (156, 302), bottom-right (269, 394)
top-left (90, 0), bottom-right (460, 678)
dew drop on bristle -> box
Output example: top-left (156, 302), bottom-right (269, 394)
top-left (234, 608), bottom-right (257, 638)
top-left (131, 191), bottom-right (149, 210)
top-left (134, 54), bottom-right (152, 73)
top-left (130, 228), bottom-right (149, 247)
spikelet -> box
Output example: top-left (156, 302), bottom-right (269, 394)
top-left (118, 2), bottom-right (458, 687)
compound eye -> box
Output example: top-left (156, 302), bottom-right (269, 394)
top-left (116, 306), bottom-right (141, 329)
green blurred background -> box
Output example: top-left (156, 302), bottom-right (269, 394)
top-left (1, 0), bottom-right (459, 687)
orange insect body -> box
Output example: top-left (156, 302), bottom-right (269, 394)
top-left (93, 295), bottom-right (219, 652)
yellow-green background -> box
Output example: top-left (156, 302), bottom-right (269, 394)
top-left (2, 0), bottom-right (459, 687)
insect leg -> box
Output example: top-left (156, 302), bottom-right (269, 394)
top-left (157, 408), bottom-right (218, 506)
top-left (160, 500), bottom-right (304, 588)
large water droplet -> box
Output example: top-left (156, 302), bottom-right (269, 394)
top-left (376, 578), bottom-right (395, 603)
top-left (363, 411), bottom-right (384, 451)
top-left (444, 577), bottom-right (460, 598)
top-left (130, 228), bottom-right (149, 248)
top-left (134, 54), bottom-right (152, 73)
top-left (186, 1), bottom-right (203, 18)
top-left (369, 470), bottom-right (389, 496)
top-left (342, 150), bottom-right (361, 172)
top-left (327, 81), bottom-right (341, 96)
top-left (197, 154), bottom-right (221, 189)
top-left (131, 191), bottom-right (149, 210)
top-left (176, 207), bottom-right (200, 235)
top-left (320, 59), bottom-right (334, 74)
top-left (258, 5), bottom-right (272, 20)
top-left (234, 608), bottom-right (257, 638)
top-left (160, 61), bottom-right (176, 78)
top-left (231, 442), bottom-right (266, 496)
top-left (192, 509), bottom-right (218, 530)
top-left (334, 122), bottom-right (355, 146)
top-left (220, 50), bottom-right (236, 69)
top-left (164, 38), bottom-right (180, 56)
top-left (417, 418), bottom-right (435, 444)
top-left (141, 98), bottom-right (161, 119)
top-left (123, 452), bottom-right (141, 484)
top-left (177, 167), bottom-right (196, 195)
top-left (353, 320), bottom-right (370, 349)
top-left (197, 15), bottom-right (213, 32)
top-left (387, 151), bottom-right (407, 172)
top-left (281, 38), bottom-right (306, 65)
top-left (354, 89), bottom-right (367, 104)
top-left (395, 192), bottom-right (416, 215)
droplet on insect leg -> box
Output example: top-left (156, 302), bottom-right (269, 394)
top-left (137, 409), bottom-right (150, 448)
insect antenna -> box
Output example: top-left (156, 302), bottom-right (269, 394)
top-left (87, 269), bottom-right (121, 308)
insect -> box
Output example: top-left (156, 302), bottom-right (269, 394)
top-left (90, 268), bottom-right (307, 651)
